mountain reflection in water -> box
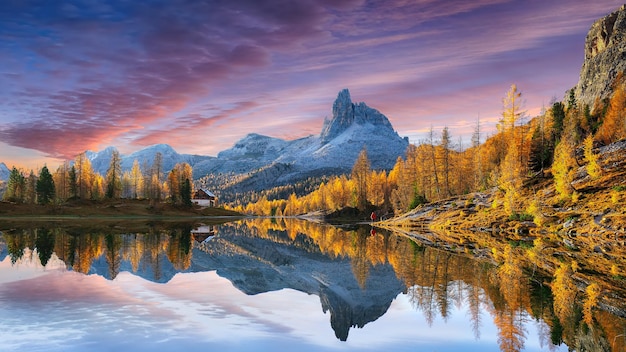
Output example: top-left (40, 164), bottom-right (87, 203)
top-left (0, 219), bottom-right (624, 352)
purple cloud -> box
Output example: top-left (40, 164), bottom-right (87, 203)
top-left (0, 0), bottom-right (622, 163)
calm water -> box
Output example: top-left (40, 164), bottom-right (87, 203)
top-left (0, 219), bottom-right (623, 351)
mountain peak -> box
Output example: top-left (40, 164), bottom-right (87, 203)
top-left (320, 89), bottom-right (395, 144)
top-left (146, 143), bottom-right (176, 153)
top-left (333, 88), bottom-right (353, 117)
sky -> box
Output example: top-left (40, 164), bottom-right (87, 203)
top-left (0, 0), bottom-right (623, 170)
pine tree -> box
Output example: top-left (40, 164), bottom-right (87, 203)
top-left (596, 83), bottom-right (626, 145)
top-left (427, 126), bottom-right (441, 198)
top-left (498, 84), bottom-right (525, 215)
top-left (92, 173), bottom-right (104, 200)
top-left (74, 153), bottom-right (94, 199)
top-left (167, 162), bottom-right (193, 205)
top-left (553, 138), bottom-right (577, 201)
top-left (583, 134), bottom-right (601, 180)
top-left (499, 142), bottom-right (522, 215)
top-left (53, 162), bottom-right (70, 200)
top-left (499, 84), bottom-right (523, 137)
top-left (181, 178), bottom-right (192, 207)
top-left (351, 148), bottom-right (370, 211)
top-left (150, 152), bottom-right (163, 202)
top-left (551, 101), bottom-right (565, 142)
top-left (567, 88), bottom-right (577, 111)
top-left (471, 115), bottom-right (486, 190)
top-left (105, 150), bottom-right (122, 199)
top-left (24, 170), bottom-right (37, 204)
top-left (36, 166), bottom-right (55, 204)
top-left (167, 168), bottom-right (180, 204)
top-left (3, 167), bottom-right (25, 202)
top-left (440, 126), bottom-right (452, 196)
top-left (130, 159), bottom-right (143, 199)
top-left (528, 107), bottom-right (555, 174)
top-left (68, 165), bottom-right (78, 199)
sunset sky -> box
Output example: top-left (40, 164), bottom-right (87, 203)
top-left (0, 0), bottom-right (622, 169)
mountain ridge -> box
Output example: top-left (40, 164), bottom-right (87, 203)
top-left (77, 89), bottom-right (408, 198)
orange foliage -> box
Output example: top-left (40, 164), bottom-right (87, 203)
top-left (596, 79), bottom-right (626, 145)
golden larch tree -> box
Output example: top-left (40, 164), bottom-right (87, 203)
top-left (351, 148), bottom-right (371, 211)
top-left (596, 78), bottom-right (626, 145)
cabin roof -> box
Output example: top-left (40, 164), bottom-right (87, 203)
top-left (196, 188), bottom-right (216, 198)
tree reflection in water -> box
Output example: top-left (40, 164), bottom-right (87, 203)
top-left (1, 218), bottom-right (625, 351)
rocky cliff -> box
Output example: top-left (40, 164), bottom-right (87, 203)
top-left (320, 89), bottom-right (395, 144)
top-left (574, 4), bottom-right (626, 110)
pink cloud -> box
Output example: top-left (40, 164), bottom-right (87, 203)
top-left (0, 0), bottom-right (622, 166)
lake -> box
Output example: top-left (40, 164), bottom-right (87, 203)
top-left (0, 218), bottom-right (624, 351)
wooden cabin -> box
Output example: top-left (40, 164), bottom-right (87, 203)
top-left (192, 189), bottom-right (218, 207)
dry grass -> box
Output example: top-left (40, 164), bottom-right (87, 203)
top-left (0, 198), bottom-right (242, 219)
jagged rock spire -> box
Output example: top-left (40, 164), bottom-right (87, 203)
top-left (320, 89), bottom-right (395, 144)
top-left (321, 89), bottom-right (355, 144)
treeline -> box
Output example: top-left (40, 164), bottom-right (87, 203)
top-left (2, 150), bottom-right (194, 206)
top-left (237, 80), bottom-right (626, 216)
top-left (4, 226), bottom-right (194, 279)
top-left (196, 172), bottom-right (330, 205)
top-left (232, 218), bottom-right (620, 349)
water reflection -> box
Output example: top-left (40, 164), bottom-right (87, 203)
top-left (0, 219), bottom-right (624, 351)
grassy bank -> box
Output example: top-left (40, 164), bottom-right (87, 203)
top-left (0, 198), bottom-right (242, 219)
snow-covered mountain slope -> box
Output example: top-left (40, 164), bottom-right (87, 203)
top-left (86, 144), bottom-right (213, 176)
top-left (0, 162), bottom-right (9, 182)
top-left (73, 89), bottom-right (408, 193)
top-left (193, 89), bottom-right (408, 192)
top-left (232, 88), bottom-right (407, 172)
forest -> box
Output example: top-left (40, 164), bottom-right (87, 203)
top-left (1, 149), bottom-right (195, 207)
top-left (3, 76), bottom-right (625, 224)
top-left (233, 79), bottom-right (626, 220)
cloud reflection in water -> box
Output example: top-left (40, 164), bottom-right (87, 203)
top-left (0, 253), bottom-right (563, 352)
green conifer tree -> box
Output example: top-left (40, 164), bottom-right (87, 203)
top-left (36, 166), bottom-right (56, 204)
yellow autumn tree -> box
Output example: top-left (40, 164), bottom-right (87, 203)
top-left (130, 159), bottom-right (143, 198)
top-left (74, 152), bottom-right (95, 199)
top-left (552, 138), bottom-right (577, 201)
top-left (584, 134), bottom-right (601, 180)
top-left (498, 84), bottom-right (525, 215)
top-left (499, 143), bottom-right (523, 215)
top-left (583, 283), bottom-right (601, 325)
top-left (552, 263), bottom-right (577, 323)
top-left (596, 79), bottom-right (626, 145)
top-left (352, 148), bottom-right (371, 211)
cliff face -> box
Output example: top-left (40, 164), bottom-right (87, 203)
top-left (320, 88), bottom-right (396, 144)
top-left (574, 5), bottom-right (626, 110)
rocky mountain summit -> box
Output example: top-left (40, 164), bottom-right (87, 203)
top-left (573, 4), bottom-right (626, 110)
top-left (191, 89), bottom-right (408, 194)
top-left (83, 89), bottom-right (408, 197)
top-left (320, 89), bottom-right (395, 144)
